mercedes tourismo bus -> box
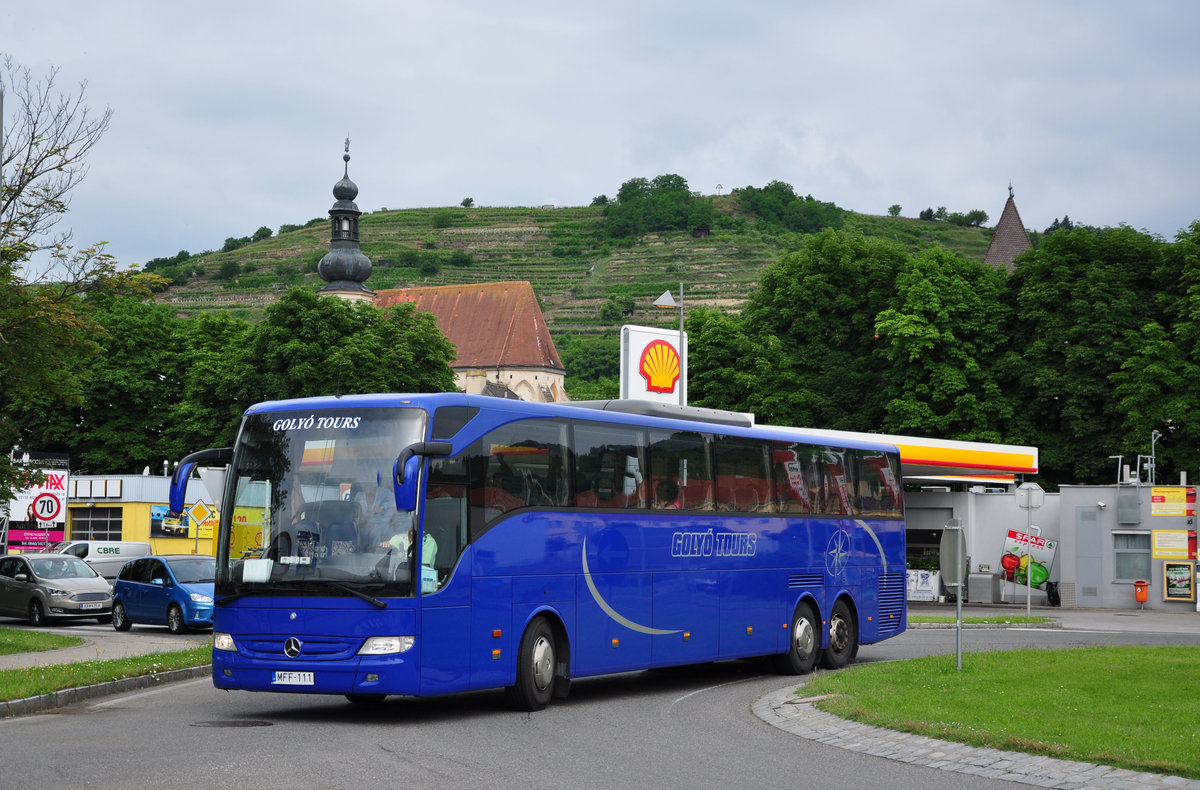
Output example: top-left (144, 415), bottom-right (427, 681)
top-left (169, 393), bottom-right (906, 710)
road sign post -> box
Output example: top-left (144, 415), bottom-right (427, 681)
top-left (1017, 483), bottom-right (1045, 620)
top-left (940, 518), bottom-right (966, 670)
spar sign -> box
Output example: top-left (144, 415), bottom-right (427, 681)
top-left (620, 324), bottom-right (688, 405)
top-left (4, 451), bottom-right (70, 550)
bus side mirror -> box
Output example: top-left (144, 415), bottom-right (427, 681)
top-left (170, 447), bottom-right (233, 513)
top-left (393, 441), bottom-right (454, 511)
top-left (394, 455), bottom-right (421, 512)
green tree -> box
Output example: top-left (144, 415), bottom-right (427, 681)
top-left (888, 204), bottom-right (901, 218)
top-left (168, 312), bottom-right (254, 450)
top-left (239, 288), bottom-right (457, 404)
top-left (738, 229), bottom-right (907, 427)
top-left (733, 181), bottom-right (844, 233)
top-left (874, 248), bottom-right (1013, 441)
top-left (554, 334), bottom-right (620, 381)
top-left (216, 260), bottom-right (241, 280)
top-left (1005, 224), bottom-right (1167, 484)
top-left (0, 57), bottom-right (160, 498)
top-left (598, 294), bottom-right (635, 323)
top-left (460, 197), bottom-right (474, 209)
top-left (251, 226), bottom-right (272, 242)
top-left (565, 376), bottom-right (619, 400)
top-left (685, 306), bottom-right (764, 414)
top-left (13, 295), bottom-right (185, 473)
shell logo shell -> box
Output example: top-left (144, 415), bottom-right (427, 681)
top-left (639, 339), bottom-right (680, 394)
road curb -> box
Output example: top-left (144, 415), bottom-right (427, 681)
top-left (0, 664), bottom-right (211, 718)
top-left (908, 620), bottom-right (1062, 629)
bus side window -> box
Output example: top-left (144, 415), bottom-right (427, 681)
top-left (572, 423), bottom-right (644, 510)
top-left (714, 436), bottom-right (772, 512)
top-left (648, 429), bottom-right (713, 512)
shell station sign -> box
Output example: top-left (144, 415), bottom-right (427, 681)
top-left (620, 324), bottom-right (688, 405)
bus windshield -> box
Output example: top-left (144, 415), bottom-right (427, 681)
top-left (216, 406), bottom-right (426, 599)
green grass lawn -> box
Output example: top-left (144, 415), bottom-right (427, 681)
top-left (0, 628), bottom-right (85, 655)
top-left (802, 646), bottom-right (1200, 778)
top-left (0, 626), bottom-right (210, 703)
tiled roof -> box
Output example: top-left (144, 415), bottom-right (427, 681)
top-left (983, 195), bottom-right (1032, 272)
top-left (374, 281), bottom-right (563, 371)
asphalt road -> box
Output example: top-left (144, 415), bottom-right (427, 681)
top-left (2, 605), bottom-right (1198, 790)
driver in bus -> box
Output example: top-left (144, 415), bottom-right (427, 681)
top-left (386, 525), bottom-right (437, 568)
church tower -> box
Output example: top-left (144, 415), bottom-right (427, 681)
top-left (983, 184), bottom-right (1033, 273)
top-left (317, 139), bottom-right (375, 302)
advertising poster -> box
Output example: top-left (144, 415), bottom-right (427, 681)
top-left (906, 569), bottom-right (941, 601)
top-left (1163, 561), bottom-right (1195, 602)
top-left (999, 529), bottom-right (1058, 589)
top-left (1151, 487), bottom-right (1196, 517)
top-left (1152, 530), bottom-right (1192, 560)
top-left (4, 451), bottom-right (70, 552)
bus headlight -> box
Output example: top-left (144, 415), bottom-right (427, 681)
top-left (358, 636), bottom-right (414, 655)
top-left (213, 632), bottom-right (237, 652)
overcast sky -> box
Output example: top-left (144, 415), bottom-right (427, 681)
top-left (3, 1), bottom-right (1198, 270)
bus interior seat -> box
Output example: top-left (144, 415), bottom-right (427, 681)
top-left (324, 520), bottom-right (358, 555)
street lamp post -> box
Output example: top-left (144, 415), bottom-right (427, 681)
top-left (1150, 430), bottom-right (1162, 485)
top-left (653, 283), bottom-right (686, 406)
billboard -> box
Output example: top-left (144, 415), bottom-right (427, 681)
top-left (620, 324), bottom-right (688, 405)
top-left (999, 529), bottom-right (1058, 590)
top-left (4, 451), bottom-right (70, 551)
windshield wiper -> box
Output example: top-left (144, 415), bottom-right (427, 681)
top-left (217, 581), bottom-right (386, 608)
top-left (326, 582), bottom-right (387, 609)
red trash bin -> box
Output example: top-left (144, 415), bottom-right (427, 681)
top-left (1134, 580), bottom-right (1148, 603)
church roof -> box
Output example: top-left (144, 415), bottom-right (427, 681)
top-left (983, 193), bottom-right (1032, 272)
top-left (374, 281), bottom-right (563, 371)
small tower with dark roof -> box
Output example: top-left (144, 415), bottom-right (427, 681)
top-left (983, 184), bottom-right (1033, 273)
top-left (317, 138), bottom-right (375, 302)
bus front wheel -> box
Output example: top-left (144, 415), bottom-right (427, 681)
top-left (820, 599), bottom-right (857, 670)
top-left (506, 616), bottom-right (556, 711)
top-left (774, 601), bottom-right (820, 675)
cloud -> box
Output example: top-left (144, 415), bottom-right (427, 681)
top-left (3, 1), bottom-right (1198, 269)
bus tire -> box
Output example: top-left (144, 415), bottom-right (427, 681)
top-left (773, 600), bottom-right (820, 675)
top-left (820, 599), bottom-right (856, 670)
top-left (505, 616), bottom-right (556, 711)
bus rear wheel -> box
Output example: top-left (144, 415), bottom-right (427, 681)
top-left (820, 599), bottom-right (857, 670)
top-left (774, 601), bottom-right (820, 675)
top-left (506, 616), bottom-right (556, 711)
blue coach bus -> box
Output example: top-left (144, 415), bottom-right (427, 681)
top-left (170, 393), bottom-right (906, 710)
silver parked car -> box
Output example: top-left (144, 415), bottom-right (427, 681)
top-left (0, 554), bottom-right (113, 625)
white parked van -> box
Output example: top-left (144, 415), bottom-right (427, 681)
top-left (51, 541), bottom-right (153, 580)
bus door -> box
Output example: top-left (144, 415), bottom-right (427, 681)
top-left (416, 481), bottom-right (472, 696)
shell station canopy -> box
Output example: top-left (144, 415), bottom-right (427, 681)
top-left (770, 425), bottom-right (1037, 484)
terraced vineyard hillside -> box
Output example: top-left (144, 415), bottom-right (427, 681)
top-left (153, 201), bottom-right (994, 337)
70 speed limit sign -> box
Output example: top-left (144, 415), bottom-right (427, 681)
top-left (31, 492), bottom-right (62, 522)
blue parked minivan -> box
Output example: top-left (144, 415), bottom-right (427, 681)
top-left (111, 555), bottom-right (215, 633)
